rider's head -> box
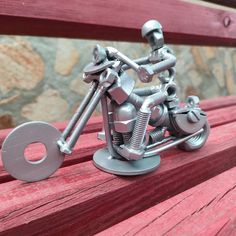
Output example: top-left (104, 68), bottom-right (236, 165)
top-left (141, 20), bottom-right (164, 50)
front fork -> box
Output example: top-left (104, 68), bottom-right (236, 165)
top-left (57, 81), bottom-right (107, 154)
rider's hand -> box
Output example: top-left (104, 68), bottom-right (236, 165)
top-left (138, 65), bottom-right (154, 83)
top-left (106, 47), bottom-right (118, 60)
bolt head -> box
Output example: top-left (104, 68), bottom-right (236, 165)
top-left (187, 110), bottom-right (201, 123)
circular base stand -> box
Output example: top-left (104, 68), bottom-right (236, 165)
top-left (93, 148), bottom-right (161, 176)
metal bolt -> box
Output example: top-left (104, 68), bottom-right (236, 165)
top-left (187, 110), bottom-right (201, 123)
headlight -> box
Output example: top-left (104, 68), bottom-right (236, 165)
top-left (93, 44), bottom-right (107, 65)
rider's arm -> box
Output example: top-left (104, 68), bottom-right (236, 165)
top-left (106, 47), bottom-right (152, 83)
top-left (137, 51), bottom-right (176, 83)
top-left (151, 51), bottom-right (176, 74)
top-left (122, 56), bottom-right (149, 70)
top-left (106, 46), bottom-right (176, 83)
top-left (106, 46), bottom-right (140, 71)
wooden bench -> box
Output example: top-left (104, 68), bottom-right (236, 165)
top-left (0, 1), bottom-right (236, 235)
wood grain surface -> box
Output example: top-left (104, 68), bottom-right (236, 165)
top-left (98, 166), bottom-right (236, 236)
top-left (0, 0), bottom-right (235, 45)
top-left (0, 96), bottom-right (236, 235)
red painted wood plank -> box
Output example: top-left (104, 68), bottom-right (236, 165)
top-left (0, 0), bottom-right (235, 46)
top-left (199, 95), bottom-right (236, 111)
top-left (206, 104), bottom-right (236, 128)
top-left (54, 115), bottom-right (103, 134)
top-left (0, 132), bottom-right (105, 183)
top-left (0, 120), bottom-right (236, 235)
top-left (205, 0), bottom-right (236, 9)
top-left (98, 167), bottom-right (236, 236)
top-left (0, 116), bottom-right (103, 148)
top-left (0, 98), bottom-right (236, 183)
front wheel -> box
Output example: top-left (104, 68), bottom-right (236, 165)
top-left (177, 121), bottom-right (210, 151)
top-left (2, 121), bottom-right (65, 182)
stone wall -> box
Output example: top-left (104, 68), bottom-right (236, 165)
top-left (0, 35), bottom-right (235, 128)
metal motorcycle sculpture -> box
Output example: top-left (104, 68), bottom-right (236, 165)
top-left (1, 20), bottom-right (210, 182)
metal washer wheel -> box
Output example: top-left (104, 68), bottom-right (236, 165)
top-left (2, 121), bottom-right (65, 182)
top-left (93, 148), bottom-right (161, 176)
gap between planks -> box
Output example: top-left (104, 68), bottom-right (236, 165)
top-left (97, 166), bottom-right (236, 236)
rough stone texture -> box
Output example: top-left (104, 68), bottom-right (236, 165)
top-left (21, 89), bottom-right (69, 122)
top-left (54, 39), bottom-right (79, 76)
top-left (69, 75), bottom-right (90, 96)
top-left (0, 39), bottom-right (44, 93)
top-left (0, 36), bottom-right (235, 128)
top-left (0, 93), bottom-right (20, 106)
top-left (212, 62), bottom-right (224, 88)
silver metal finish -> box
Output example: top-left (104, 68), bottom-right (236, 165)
top-left (133, 86), bottom-right (159, 96)
top-left (60, 70), bottom-right (116, 153)
top-left (178, 122), bottom-right (210, 151)
top-left (108, 72), bottom-right (135, 104)
top-left (141, 20), bottom-right (164, 50)
top-left (121, 91), bottom-right (167, 160)
top-left (141, 20), bottom-right (162, 37)
top-left (2, 122), bottom-right (64, 182)
top-left (146, 136), bottom-right (174, 150)
top-left (112, 102), bottom-right (137, 133)
top-left (1, 19), bottom-right (210, 182)
top-left (127, 92), bottom-right (144, 108)
top-left (65, 86), bottom-right (106, 151)
top-left (100, 96), bottom-right (119, 158)
top-left (61, 81), bottom-right (98, 140)
top-left (144, 128), bottom-right (204, 157)
top-left (93, 148), bottom-right (160, 176)
top-left (106, 47), bottom-right (140, 71)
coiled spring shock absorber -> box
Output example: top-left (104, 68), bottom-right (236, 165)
top-left (130, 111), bottom-right (151, 150)
top-left (122, 132), bottom-right (132, 144)
top-left (113, 131), bottom-right (123, 145)
top-left (128, 91), bottom-right (167, 156)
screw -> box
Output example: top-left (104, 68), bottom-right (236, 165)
top-left (187, 110), bottom-right (201, 123)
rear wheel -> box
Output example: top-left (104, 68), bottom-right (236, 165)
top-left (177, 121), bottom-right (210, 151)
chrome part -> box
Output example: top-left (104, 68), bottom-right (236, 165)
top-left (149, 127), bottom-right (167, 144)
top-left (178, 122), bottom-right (210, 151)
top-left (113, 102), bottom-right (137, 133)
top-left (122, 132), bottom-right (132, 144)
top-left (127, 92), bottom-right (144, 109)
top-left (146, 136), bottom-right (174, 150)
top-left (141, 20), bottom-right (164, 50)
top-left (66, 70), bottom-right (115, 151)
top-left (2, 122), bottom-right (64, 182)
top-left (57, 139), bottom-right (72, 155)
top-left (93, 148), bottom-right (161, 176)
top-left (144, 128), bottom-right (204, 157)
top-left (113, 131), bottom-right (123, 145)
top-left (1, 20), bottom-right (210, 182)
top-left (149, 104), bottom-right (169, 127)
top-left (108, 72), bottom-right (135, 104)
top-left (61, 81), bottom-right (98, 140)
top-left (100, 96), bottom-right (119, 158)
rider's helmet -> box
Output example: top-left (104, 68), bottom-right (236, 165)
top-left (141, 20), bottom-right (164, 50)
